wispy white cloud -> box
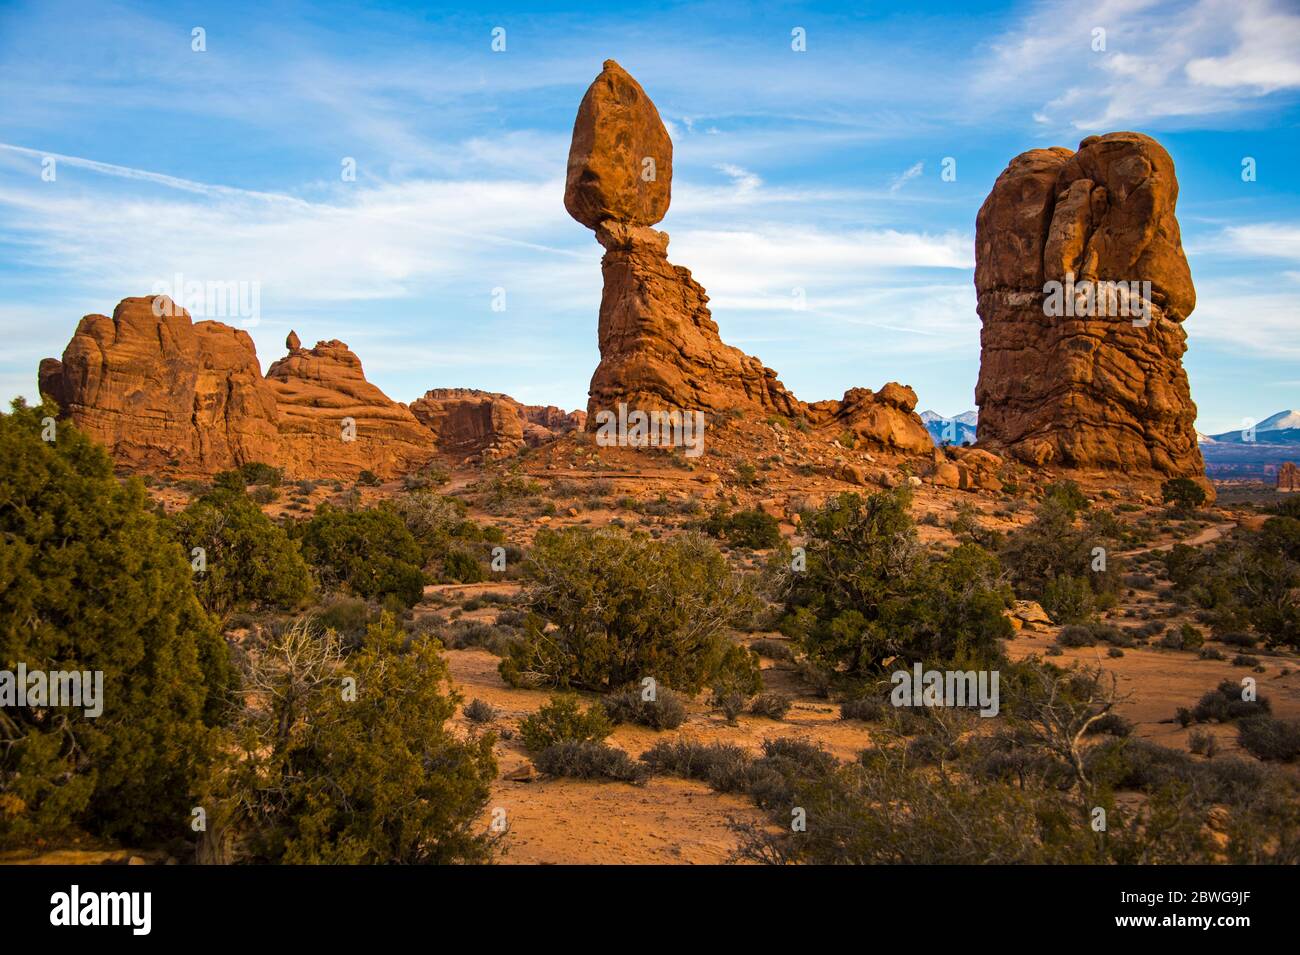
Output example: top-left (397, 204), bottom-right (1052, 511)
top-left (976, 0), bottom-right (1300, 130)
top-left (890, 161), bottom-right (925, 194)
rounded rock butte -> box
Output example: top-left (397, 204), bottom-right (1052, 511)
top-left (973, 131), bottom-right (1208, 487)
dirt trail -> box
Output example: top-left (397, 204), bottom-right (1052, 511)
top-left (1119, 521), bottom-right (1235, 557)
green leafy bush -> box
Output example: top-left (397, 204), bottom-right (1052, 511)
top-left (171, 489), bottom-right (312, 618)
top-left (1161, 477), bottom-right (1207, 515)
top-left (296, 503), bottom-right (426, 606)
top-left (1001, 484), bottom-right (1123, 623)
top-left (518, 695), bottom-right (612, 753)
top-left (778, 490), bottom-right (1013, 676)
top-left (702, 505), bottom-right (781, 549)
top-left (500, 527), bottom-right (759, 693)
top-left (229, 615), bottom-right (495, 863)
top-left (0, 401), bottom-right (234, 847)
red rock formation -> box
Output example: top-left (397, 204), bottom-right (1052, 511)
top-left (264, 337), bottom-right (434, 477)
top-left (564, 60), bottom-right (672, 230)
top-left (39, 299), bottom-right (434, 479)
top-left (1279, 461), bottom-right (1300, 492)
top-left (567, 60), bottom-right (930, 457)
top-left (39, 302), bottom-right (591, 475)
top-left (410, 388), bottom-right (585, 458)
top-left (974, 132), bottom-right (1205, 480)
top-left (38, 296), bottom-right (280, 472)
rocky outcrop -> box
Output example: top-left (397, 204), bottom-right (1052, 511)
top-left (39, 301), bottom-right (590, 475)
top-left (39, 298), bottom-right (434, 479)
top-left (1279, 461), bottom-right (1299, 492)
top-left (974, 132), bottom-right (1205, 480)
top-left (410, 389), bottom-right (585, 458)
top-left (38, 296), bottom-right (280, 472)
top-left (567, 60), bottom-right (930, 457)
top-left (806, 383), bottom-right (934, 456)
top-left (264, 337), bottom-right (434, 477)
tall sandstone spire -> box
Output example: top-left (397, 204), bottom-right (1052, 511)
top-left (564, 60), bottom-right (932, 456)
top-left (974, 132), bottom-right (1206, 481)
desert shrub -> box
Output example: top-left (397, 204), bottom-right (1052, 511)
top-left (296, 503), bottom-right (426, 607)
top-left (639, 740), bottom-right (757, 793)
top-left (1040, 574), bottom-right (1098, 624)
top-left (1232, 654), bottom-right (1260, 668)
top-left (356, 469), bottom-right (380, 487)
top-left (1107, 647), bottom-right (1124, 658)
top-left (1056, 625), bottom-right (1097, 648)
top-left (734, 747), bottom-right (1091, 865)
top-left (750, 638), bottom-right (795, 661)
top-left (499, 527), bottom-right (759, 693)
top-left (518, 695), bottom-right (612, 753)
top-left (479, 472), bottom-right (542, 508)
top-left (1161, 525), bottom-right (1299, 651)
top-left (1162, 477), bottom-right (1207, 515)
top-left (1159, 623), bottom-right (1204, 651)
top-left (389, 492), bottom-right (466, 552)
top-left (237, 461), bottom-right (282, 487)
top-left (213, 468), bottom-right (248, 492)
top-left (442, 548), bottom-right (486, 584)
top-left (402, 462), bottom-right (450, 491)
top-left (1199, 646), bottom-right (1227, 661)
top-left (314, 596), bottom-right (373, 647)
top-left (248, 485), bottom-right (279, 505)
top-left (749, 692), bottom-right (792, 720)
top-left (437, 620), bottom-right (517, 656)
top-left (1188, 728), bottom-right (1218, 757)
top-left (0, 401), bottom-right (234, 847)
top-left (1218, 631), bottom-right (1258, 649)
top-left (733, 462), bottom-right (759, 488)
top-left (1083, 712), bottom-right (1134, 737)
top-left (171, 489), bottom-right (312, 618)
top-left (228, 614), bottom-right (495, 863)
top-left (1237, 717), bottom-right (1300, 762)
top-left (840, 696), bottom-right (887, 722)
top-left (1001, 485), bottom-right (1123, 622)
top-left (463, 698), bottom-right (497, 723)
top-left (601, 687), bottom-right (687, 730)
top-left (777, 490), bottom-right (1012, 677)
top-left (702, 506), bottom-right (781, 549)
top-left (1189, 680), bottom-right (1271, 723)
top-left (535, 741), bottom-right (648, 783)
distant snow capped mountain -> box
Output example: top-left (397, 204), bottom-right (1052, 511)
top-left (1203, 410), bottom-right (1300, 445)
top-left (1258, 410), bottom-right (1300, 431)
top-left (920, 409), bottom-right (978, 446)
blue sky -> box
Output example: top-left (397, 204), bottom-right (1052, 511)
top-left (1, 0), bottom-right (1298, 434)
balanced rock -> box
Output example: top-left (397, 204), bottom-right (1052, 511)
top-left (974, 132), bottom-right (1205, 481)
top-left (567, 61), bottom-right (930, 457)
top-left (564, 59), bottom-right (672, 229)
